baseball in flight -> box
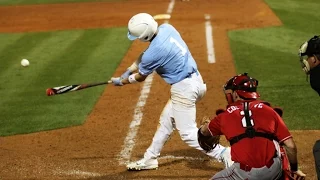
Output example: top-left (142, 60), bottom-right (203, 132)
top-left (21, 59), bottom-right (30, 67)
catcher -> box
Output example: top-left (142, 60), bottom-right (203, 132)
top-left (198, 73), bottom-right (306, 180)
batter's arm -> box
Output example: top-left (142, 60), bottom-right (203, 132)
top-left (121, 73), bottom-right (147, 85)
top-left (128, 53), bottom-right (143, 73)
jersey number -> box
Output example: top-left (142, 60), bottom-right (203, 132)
top-left (240, 110), bottom-right (255, 128)
top-left (170, 37), bottom-right (187, 56)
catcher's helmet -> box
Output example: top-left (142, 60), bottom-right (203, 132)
top-left (224, 73), bottom-right (260, 100)
top-left (127, 13), bottom-right (158, 42)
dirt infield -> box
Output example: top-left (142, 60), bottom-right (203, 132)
top-left (0, 0), bottom-right (318, 179)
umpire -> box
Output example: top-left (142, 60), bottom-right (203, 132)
top-left (299, 35), bottom-right (320, 179)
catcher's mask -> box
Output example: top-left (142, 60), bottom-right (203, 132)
top-left (223, 73), bottom-right (260, 104)
top-left (299, 35), bottom-right (320, 74)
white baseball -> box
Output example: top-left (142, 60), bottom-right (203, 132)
top-left (21, 59), bottom-right (30, 67)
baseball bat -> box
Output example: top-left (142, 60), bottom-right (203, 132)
top-left (46, 80), bottom-right (112, 96)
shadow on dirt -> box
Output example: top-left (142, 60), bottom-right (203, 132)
top-left (87, 149), bottom-right (223, 180)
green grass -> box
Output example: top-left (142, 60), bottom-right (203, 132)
top-left (0, 0), bottom-right (125, 6)
top-left (228, 0), bottom-right (320, 129)
top-left (0, 28), bottom-right (131, 136)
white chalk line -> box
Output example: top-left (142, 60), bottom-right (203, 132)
top-left (204, 14), bottom-right (216, 63)
top-left (53, 169), bottom-right (102, 178)
top-left (159, 155), bottom-right (205, 161)
top-left (118, 75), bottom-right (154, 165)
top-left (167, 0), bottom-right (175, 14)
top-left (164, 0), bottom-right (175, 24)
top-left (118, 0), bottom-right (176, 166)
top-left (53, 156), bottom-right (205, 178)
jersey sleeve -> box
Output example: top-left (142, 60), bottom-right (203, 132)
top-left (273, 110), bottom-right (292, 143)
top-left (208, 116), bottom-right (223, 136)
top-left (138, 51), bottom-right (161, 76)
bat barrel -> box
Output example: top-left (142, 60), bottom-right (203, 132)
top-left (46, 88), bottom-right (55, 96)
top-left (46, 80), bottom-right (112, 96)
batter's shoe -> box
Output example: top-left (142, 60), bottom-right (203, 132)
top-left (126, 158), bottom-right (158, 171)
top-left (219, 147), bottom-right (234, 168)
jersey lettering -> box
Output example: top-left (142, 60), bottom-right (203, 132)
top-left (226, 106), bottom-right (240, 113)
top-left (254, 103), bottom-right (264, 108)
top-left (170, 37), bottom-right (187, 56)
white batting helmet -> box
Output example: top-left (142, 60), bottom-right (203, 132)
top-left (127, 13), bottom-right (158, 42)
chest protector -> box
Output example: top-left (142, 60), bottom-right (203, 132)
top-left (229, 101), bottom-right (279, 146)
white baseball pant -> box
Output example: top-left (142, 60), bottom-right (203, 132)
top-left (143, 71), bottom-right (226, 160)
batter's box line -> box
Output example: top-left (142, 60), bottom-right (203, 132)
top-left (159, 155), bottom-right (207, 161)
top-left (53, 169), bottom-right (103, 178)
top-left (122, 155), bottom-right (215, 164)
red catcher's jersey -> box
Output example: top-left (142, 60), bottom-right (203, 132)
top-left (208, 100), bottom-right (292, 168)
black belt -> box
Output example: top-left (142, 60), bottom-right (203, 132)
top-left (186, 70), bottom-right (199, 78)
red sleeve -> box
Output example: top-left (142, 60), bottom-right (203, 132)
top-left (208, 116), bottom-right (223, 136)
top-left (274, 110), bottom-right (292, 143)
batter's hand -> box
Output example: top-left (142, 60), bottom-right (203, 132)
top-left (121, 69), bottom-right (132, 79)
top-left (111, 77), bottom-right (123, 86)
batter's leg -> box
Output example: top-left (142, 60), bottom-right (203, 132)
top-left (172, 102), bottom-right (225, 159)
top-left (314, 140), bottom-right (320, 180)
top-left (143, 100), bottom-right (175, 160)
top-left (170, 78), bottom-right (226, 160)
top-left (126, 100), bottom-right (175, 170)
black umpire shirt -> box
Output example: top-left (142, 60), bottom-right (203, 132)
top-left (310, 64), bottom-right (320, 96)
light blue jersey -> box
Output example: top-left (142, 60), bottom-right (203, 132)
top-left (139, 24), bottom-right (198, 85)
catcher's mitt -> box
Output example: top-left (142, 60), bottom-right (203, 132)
top-left (198, 116), bottom-right (220, 152)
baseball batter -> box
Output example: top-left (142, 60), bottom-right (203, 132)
top-left (198, 73), bottom-right (306, 180)
top-left (111, 13), bottom-right (233, 170)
